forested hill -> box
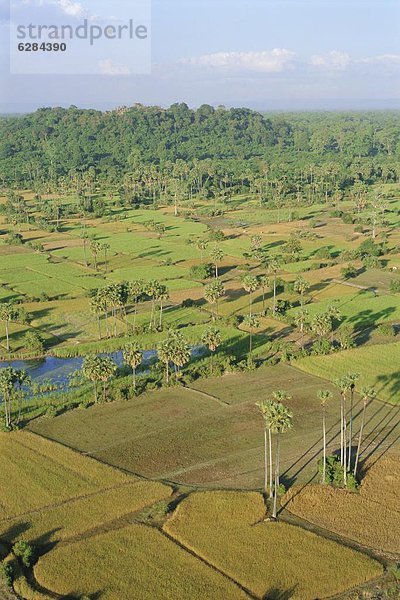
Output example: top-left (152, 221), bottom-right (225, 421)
top-left (0, 103), bottom-right (399, 186)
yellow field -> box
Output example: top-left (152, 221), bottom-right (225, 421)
top-left (164, 491), bottom-right (383, 600)
top-left (34, 524), bottom-right (248, 600)
top-left (283, 453), bottom-right (400, 555)
top-left (0, 432), bottom-right (171, 544)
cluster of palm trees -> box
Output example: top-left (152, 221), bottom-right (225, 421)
top-left (0, 367), bottom-right (30, 428)
top-left (256, 392), bottom-right (293, 519)
top-left (318, 375), bottom-right (376, 486)
top-left (89, 280), bottom-right (169, 339)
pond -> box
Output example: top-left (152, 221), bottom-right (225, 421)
top-left (0, 346), bottom-right (205, 392)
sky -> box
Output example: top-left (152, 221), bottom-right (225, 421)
top-left (0, 0), bottom-right (400, 112)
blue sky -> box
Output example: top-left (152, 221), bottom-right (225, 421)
top-left (1, 0), bottom-right (400, 112)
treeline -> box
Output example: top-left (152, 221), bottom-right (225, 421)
top-left (1, 104), bottom-right (400, 190)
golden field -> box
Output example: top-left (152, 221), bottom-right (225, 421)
top-left (164, 491), bottom-right (383, 599)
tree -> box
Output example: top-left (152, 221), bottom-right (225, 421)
top-left (201, 326), bottom-right (221, 374)
top-left (90, 293), bottom-right (106, 340)
top-left (242, 275), bottom-right (259, 317)
top-left (354, 387), bottom-right (376, 478)
top-left (210, 246), bottom-right (224, 278)
top-left (269, 397), bottom-right (293, 519)
top-left (204, 279), bottom-right (225, 321)
top-left (82, 355), bottom-right (116, 403)
top-left (243, 314), bottom-right (260, 363)
top-left (293, 308), bottom-right (309, 336)
top-left (336, 376), bottom-right (351, 485)
top-left (264, 259), bottom-right (281, 313)
top-left (346, 372), bottom-right (360, 469)
top-left (293, 276), bottom-right (310, 309)
top-left (258, 275), bottom-right (269, 312)
top-left (101, 243), bottom-right (111, 274)
top-left (196, 238), bottom-right (208, 263)
top-left (23, 331), bottom-right (44, 355)
top-left (0, 367), bottom-right (18, 428)
top-left (157, 330), bottom-right (190, 384)
top-left (255, 399), bottom-right (275, 497)
top-left (90, 239), bottom-right (101, 271)
top-left (317, 390), bottom-right (332, 484)
top-left (0, 302), bottom-right (26, 352)
top-left (123, 342), bottom-right (142, 389)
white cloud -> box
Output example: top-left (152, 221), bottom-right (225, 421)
top-left (310, 50), bottom-right (351, 71)
top-left (181, 49), bottom-right (296, 73)
top-left (358, 54), bottom-right (400, 65)
top-left (58, 0), bottom-right (85, 18)
top-left (99, 59), bottom-right (131, 76)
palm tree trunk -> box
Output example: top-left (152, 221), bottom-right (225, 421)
top-left (132, 368), bottom-right (136, 390)
top-left (264, 428), bottom-right (268, 495)
top-left (272, 434), bottom-right (281, 519)
top-left (354, 401), bottom-right (367, 478)
top-left (97, 316), bottom-right (101, 340)
top-left (273, 276), bottom-right (277, 312)
top-left (348, 389), bottom-right (354, 470)
top-left (340, 397), bottom-right (344, 466)
top-left (268, 428), bottom-right (273, 499)
top-left (103, 380), bottom-right (107, 403)
top-left (94, 382), bottom-right (98, 403)
top-left (322, 406), bottom-right (326, 483)
top-left (5, 321), bottom-right (9, 352)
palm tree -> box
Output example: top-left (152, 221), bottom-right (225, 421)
top-left (242, 275), bottom-right (259, 317)
top-left (255, 399), bottom-right (275, 496)
top-left (101, 243), bottom-right (111, 274)
top-left (128, 280), bottom-right (144, 330)
top-left (347, 372), bottom-right (360, 469)
top-left (336, 376), bottom-right (351, 485)
top-left (82, 355), bottom-right (107, 403)
top-left (354, 387), bottom-right (376, 478)
top-left (157, 330), bottom-right (190, 384)
top-left (204, 279), bottom-right (225, 321)
top-left (243, 314), bottom-right (260, 363)
top-left (293, 276), bottom-right (310, 309)
top-left (293, 308), bottom-right (309, 336)
top-left (265, 259), bottom-right (280, 313)
top-left (90, 293), bottom-right (105, 340)
top-left (269, 399), bottom-right (293, 519)
top-left (80, 230), bottom-right (89, 267)
top-left (317, 390), bottom-right (333, 483)
top-left (258, 275), bottom-right (269, 312)
top-left (123, 342), bottom-right (142, 389)
top-left (0, 367), bottom-right (18, 428)
top-left (146, 280), bottom-right (163, 330)
top-left (201, 326), bottom-right (221, 374)
top-left (196, 238), bottom-right (208, 263)
top-left (90, 239), bottom-right (102, 271)
top-left (210, 246), bottom-right (224, 278)
top-left (0, 302), bottom-right (22, 352)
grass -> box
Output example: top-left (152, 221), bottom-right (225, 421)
top-left (29, 364), bottom-right (399, 489)
top-left (34, 524), bottom-right (248, 600)
top-left (0, 431), bottom-right (171, 543)
top-left (164, 491), bottom-right (383, 599)
top-left (283, 453), bottom-right (400, 555)
top-left (294, 342), bottom-right (400, 404)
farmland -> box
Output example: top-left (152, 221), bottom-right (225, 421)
top-left (0, 107), bottom-right (399, 599)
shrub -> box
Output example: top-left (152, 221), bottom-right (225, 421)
top-left (341, 264), bottom-right (357, 279)
top-left (318, 455), bottom-right (358, 490)
top-left (13, 541), bottom-right (34, 567)
top-left (189, 263), bottom-right (213, 280)
top-left (390, 279), bottom-right (400, 293)
top-left (377, 323), bottom-right (396, 337)
top-left (0, 562), bottom-right (13, 587)
top-left (315, 246), bottom-right (332, 259)
top-left (312, 339), bottom-right (332, 356)
top-left (341, 213), bottom-right (354, 224)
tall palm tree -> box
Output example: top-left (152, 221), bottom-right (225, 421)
top-left (347, 372), bottom-right (360, 469)
top-left (255, 399), bottom-right (275, 496)
top-left (242, 275), bottom-right (260, 317)
top-left (123, 342), bottom-right (142, 389)
top-left (354, 387), bottom-right (376, 478)
top-left (265, 259), bottom-right (280, 313)
top-left (0, 367), bottom-right (18, 428)
top-left (258, 275), bottom-right (269, 312)
top-left (243, 314), bottom-right (260, 363)
top-left (196, 238), bottom-right (208, 263)
top-left (0, 302), bottom-right (23, 352)
top-left (293, 276), bottom-right (310, 309)
top-left (210, 246), bottom-right (224, 278)
top-left (98, 357), bottom-right (117, 402)
top-left (128, 280), bottom-right (144, 330)
top-left (201, 326), bottom-right (221, 375)
top-left (204, 279), bottom-right (225, 321)
top-left (101, 243), bottom-right (111, 274)
top-left (269, 400), bottom-right (293, 519)
top-left (336, 376), bottom-right (351, 485)
top-left (317, 390), bottom-right (333, 484)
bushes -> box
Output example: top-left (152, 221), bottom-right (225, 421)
top-left (13, 540), bottom-right (34, 567)
top-left (390, 279), bottom-right (400, 293)
top-left (318, 455), bottom-right (358, 490)
top-left (189, 263), bottom-right (213, 280)
top-left (0, 561), bottom-right (13, 587)
top-left (376, 323), bottom-right (396, 337)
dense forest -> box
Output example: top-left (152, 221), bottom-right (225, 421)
top-left (0, 104), bottom-right (399, 206)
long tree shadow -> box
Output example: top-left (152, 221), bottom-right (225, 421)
top-left (263, 586), bottom-right (297, 600)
